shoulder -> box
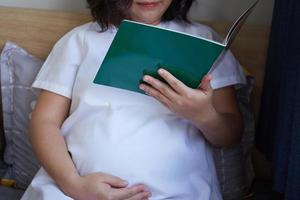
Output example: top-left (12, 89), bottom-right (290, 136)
top-left (55, 22), bottom-right (93, 44)
top-left (54, 22), bottom-right (116, 49)
top-left (49, 21), bottom-right (112, 56)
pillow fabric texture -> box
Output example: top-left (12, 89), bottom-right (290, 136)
top-left (0, 75), bottom-right (5, 173)
top-left (0, 41), bottom-right (255, 199)
top-left (213, 75), bottom-right (255, 199)
top-left (0, 97), bottom-right (5, 178)
top-left (0, 42), bottom-right (41, 189)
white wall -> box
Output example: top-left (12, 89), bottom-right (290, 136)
top-left (190, 0), bottom-right (274, 25)
top-left (0, 0), bottom-right (274, 25)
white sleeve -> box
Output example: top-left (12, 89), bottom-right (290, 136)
top-left (32, 27), bottom-right (85, 99)
top-left (207, 28), bottom-right (246, 89)
top-left (210, 50), bottom-right (246, 89)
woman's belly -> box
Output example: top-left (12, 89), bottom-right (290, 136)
top-left (61, 101), bottom-right (221, 199)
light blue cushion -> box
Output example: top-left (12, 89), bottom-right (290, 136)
top-left (0, 41), bottom-right (42, 189)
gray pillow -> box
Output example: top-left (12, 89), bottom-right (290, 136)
top-left (213, 76), bottom-right (255, 200)
top-left (0, 41), bottom-right (42, 189)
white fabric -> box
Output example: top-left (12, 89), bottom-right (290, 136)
top-left (22, 20), bottom-right (245, 200)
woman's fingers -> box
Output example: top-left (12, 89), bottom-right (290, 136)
top-left (139, 82), bottom-right (172, 109)
top-left (157, 68), bottom-right (189, 95)
top-left (101, 173), bottom-right (128, 188)
top-left (124, 191), bottom-right (151, 200)
top-left (110, 184), bottom-right (151, 200)
top-left (140, 73), bottom-right (178, 104)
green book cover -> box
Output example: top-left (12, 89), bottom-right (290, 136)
top-left (93, 1), bottom-right (258, 94)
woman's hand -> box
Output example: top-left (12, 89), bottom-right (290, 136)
top-left (139, 68), bottom-right (215, 122)
top-left (139, 68), bottom-right (243, 147)
top-left (67, 172), bottom-right (151, 200)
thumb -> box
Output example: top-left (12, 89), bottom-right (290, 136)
top-left (102, 174), bottom-right (128, 188)
top-left (199, 74), bottom-right (213, 94)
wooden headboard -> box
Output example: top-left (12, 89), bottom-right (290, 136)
top-left (0, 6), bottom-right (270, 116)
top-left (0, 6), bottom-right (91, 59)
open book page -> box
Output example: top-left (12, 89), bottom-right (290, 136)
top-left (224, 0), bottom-right (259, 48)
top-left (208, 0), bottom-right (259, 74)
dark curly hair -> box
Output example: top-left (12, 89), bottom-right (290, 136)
top-left (86, 0), bottom-right (196, 31)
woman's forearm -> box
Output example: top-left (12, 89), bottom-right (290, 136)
top-left (29, 120), bottom-right (80, 196)
top-left (193, 108), bottom-right (243, 148)
top-left (29, 91), bottom-right (79, 196)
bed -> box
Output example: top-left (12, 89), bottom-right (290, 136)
top-left (0, 6), bottom-right (270, 200)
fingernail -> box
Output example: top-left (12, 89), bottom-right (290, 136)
top-left (158, 68), bottom-right (164, 74)
top-left (143, 76), bottom-right (149, 81)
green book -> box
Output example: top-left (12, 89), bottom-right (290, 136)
top-left (93, 0), bottom-right (258, 94)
